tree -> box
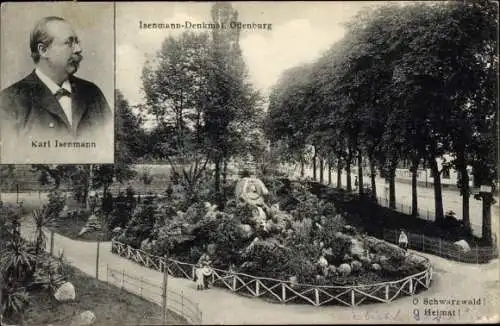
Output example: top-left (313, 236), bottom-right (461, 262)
top-left (267, 1), bottom-right (497, 234)
top-left (0, 166), bottom-right (15, 201)
top-left (388, 1), bottom-right (497, 223)
top-left (142, 3), bottom-right (263, 200)
top-left (205, 2), bottom-right (263, 195)
top-left (31, 165), bottom-right (77, 190)
top-left (31, 206), bottom-right (53, 255)
top-left (142, 31), bottom-right (211, 201)
top-left (92, 90), bottom-right (139, 196)
top-left (266, 64), bottom-right (315, 179)
top-left (443, 1), bottom-right (498, 231)
top-left (0, 206), bottom-right (35, 325)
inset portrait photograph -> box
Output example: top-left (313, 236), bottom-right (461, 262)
top-left (0, 2), bottom-right (114, 164)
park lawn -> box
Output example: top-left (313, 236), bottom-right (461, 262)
top-left (19, 265), bottom-right (187, 326)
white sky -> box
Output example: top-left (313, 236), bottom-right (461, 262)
top-left (116, 1), bottom-right (388, 106)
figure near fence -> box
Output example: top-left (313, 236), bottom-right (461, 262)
top-left (194, 245), bottom-right (214, 290)
top-left (398, 229), bottom-right (408, 252)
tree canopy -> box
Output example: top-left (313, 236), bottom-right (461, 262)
top-left (265, 1), bottom-right (497, 236)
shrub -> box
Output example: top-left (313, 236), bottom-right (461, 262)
top-left (319, 200), bottom-right (337, 217)
top-left (170, 184), bottom-right (189, 210)
top-left (214, 217), bottom-right (244, 245)
top-left (323, 234), bottom-right (351, 266)
top-left (108, 193), bottom-right (132, 230)
top-left (1, 203), bottom-right (19, 245)
top-left (261, 177), bottom-right (284, 203)
top-left (183, 202), bottom-right (207, 224)
top-left (292, 198), bottom-right (320, 222)
top-left (317, 214), bottom-right (346, 243)
top-left (1, 285), bottom-right (30, 322)
top-left (235, 203), bottom-right (257, 225)
top-left (370, 241), bottom-right (406, 262)
top-left (187, 246), bottom-right (204, 264)
top-left (379, 256), bottom-right (423, 278)
top-left (101, 192), bottom-right (114, 217)
top-left (46, 190), bottom-right (65, 219)
top-left (350, 260), bottom-right (363, 273)
top-left (192, 173), bottom-right (218, 204)
top-left (290, 218), bottom-right (313, 243)
top-left (125, 185), bottom-right (137, 210)
top-left (119, 201), bottom-right (157, 248)
top-left (211, 218), bottom-right (247, 268)
top-left (338, 263), bottom-right (352, 276)
top-left (239, 240), bottom-right (290, 278)
top-left (141, 171), bottom-right (153, 185)
top-left (285, 252), bottom-right (316, 283)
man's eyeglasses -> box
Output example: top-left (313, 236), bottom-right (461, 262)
top-left (63, 37), bottom-right (81, 49)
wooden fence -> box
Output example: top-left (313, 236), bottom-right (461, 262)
top-left (382, 229), bottom-right (498, 264)
top-left (111, 240), bottom-right (433, 307)
top-left (106, 266), bottom-right (202, 325)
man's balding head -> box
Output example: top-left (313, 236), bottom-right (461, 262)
top-left (29, 16), bottom-right (83, 83)
top-left (30, 16), bottom-right (66, 63)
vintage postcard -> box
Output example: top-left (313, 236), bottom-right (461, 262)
top-left (0, 1), bottom-right (498, 325)
top-left (0, 2), bottom-right (114, 164)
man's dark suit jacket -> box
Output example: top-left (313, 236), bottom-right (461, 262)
top-left (0, 70), bottom-right (111, 139)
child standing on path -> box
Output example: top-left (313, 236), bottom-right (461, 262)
top-left (398, 229), bottom-right (408, 251)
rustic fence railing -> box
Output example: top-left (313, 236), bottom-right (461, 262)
top-left (382, 229), bottom-right (498, 264)
top-left (106, 265), bottom-right (202, 325)
top-left (111, 240), bottom-right (433, 307)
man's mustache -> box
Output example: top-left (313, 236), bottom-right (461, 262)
top-left (69, 55), bottom-right (83, 64)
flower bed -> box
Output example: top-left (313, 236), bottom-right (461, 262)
top-left (111, 240), bottom-right (432, 307)
top-left (114, 178), bottom-right (432, 288)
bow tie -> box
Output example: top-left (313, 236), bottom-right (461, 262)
top-left (54, 88), bottom-right (71, 100)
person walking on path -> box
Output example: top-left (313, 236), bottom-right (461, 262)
top-left (398, 229), bottom-right (408, 252)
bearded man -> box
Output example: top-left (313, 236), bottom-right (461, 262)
top-left (0, 16), bottom-right (111, 139)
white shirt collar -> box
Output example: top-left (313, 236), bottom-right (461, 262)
top-left (35, 68), bottom-right (71, 95)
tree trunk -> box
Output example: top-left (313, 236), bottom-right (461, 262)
top-left (103, 184), bottom-right (110, 197)
top-left (19, 311), bottom-right (25, 326)
top-left (222, 158), bottom-right (229, 199)
top-left (482, 194), bottom-right (493, 246)
top-left (357, 150), bottom-right (363, 196)
top-left (410, 164), bottom-right (418, 217)
top-left (312, 147), bottom-right (317, 181)
top-left (214, 157), bottom-right (221, 193)
top-left (53, 175), bottom-right (61, 190)
top-left (337, 158), bottom-right (342, 189)
top-left (430, 159), bottom-right (444, 223)
top-left (328, 162), bottom-right (332, 185)
top-left (222, 158), bottom-right (228, 185)
top-left (369, 157), bottom-right (377, 200)
top-left (458, 163), bottom-right (471, 230)
top-left (346, 150), bottom-right (352, 192)
top-left (85, 165), bottom-right (92, 211)
top-left (0, 280), bottom-right (3, 326)
top-left (300, 157), bottom-right (305, 178)
top-left (388, 167), bottom-right (396, 209)
top-left (319, 156), bottom-right (324, 184)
